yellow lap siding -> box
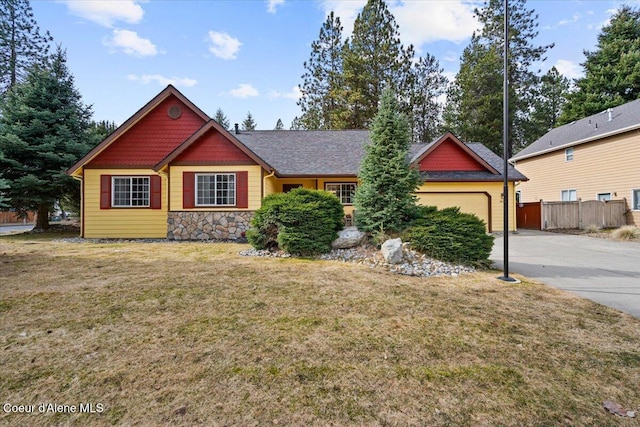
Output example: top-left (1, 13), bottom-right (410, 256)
top-left (415, 182), bottom-right (516, 232)
top-left (83, 169), bottom-right (168, 238)
top-left (169, 165), bottom-right (262, 211)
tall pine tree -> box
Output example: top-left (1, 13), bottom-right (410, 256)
top-left (241, 112), bottom-right (257, 131)
top-left (560, 6), bottom-right (640, 124)
top-left (525, 66), bottom-right (570, 139)
top-left (0, 0), bottom-right (52, 92)
top-left (409, 54), bottom-right (448, 143)
top-left (445, 0), bottom-right (552, 155)
top-left (0, 47), bottom-right (92, 229)
top-left (339, 0), bottom-right (414, 129)
top-left (213, 107), bottom-right (230, 130)
top-left (298, 11), bottom-right (345, 130)
top-left (354, 87), bottom-right (420, 233)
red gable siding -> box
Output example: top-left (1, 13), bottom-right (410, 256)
top-left (89, 95), bottom-right (206, 167)
top-left (173, 128), bottom-right (256, 164)
top-left (418, 139), bottom-right (486, 172)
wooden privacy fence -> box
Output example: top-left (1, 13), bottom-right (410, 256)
top-left (0, 211), bottom-right (35, 224)
top-left (517, 199), bottom-right (628, 230)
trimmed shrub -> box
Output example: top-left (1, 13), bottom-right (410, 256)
top-left (246, 188), bottom-right (344, 256)
top-left (405, 206), bottom-right (494, 266)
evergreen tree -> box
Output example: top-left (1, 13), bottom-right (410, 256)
top-left (298, 11), bottom-right (346, 130)
top-left (444, 38), bottom-right (503, 152)
top-left (274, 118), bottom-right (284, 130)
top-left (0, 46), bottom-right (92, 229)
top-left (0, 0), bottom-right (52, 92)
top-left (445, 0), bottom-right (552, 155)
top-left (339, 0), bottom-right (414, 129)
top-left (290, 116), bottom-right (303, 130)
top-left (213, 107), bottom-right (230, 130)
top-left (409, 54), bottom-right (448, 143)
top-left (354, 88), bottom-right (420, 233)
top-left (560, 6), bottom-right (640, 124)
top-left (0, 151), bottom-right (9, 207)
top-left (525, 67), bottom-right (570, 139)
top-left (241, 111), bottom-right (256, 131)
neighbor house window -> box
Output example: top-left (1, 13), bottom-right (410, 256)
top-left (325, 183), bottom-right (357, 205)
top-left (561, 189), bottom-right (577, 201)
top-left (112, 176), bottom-right (150, 207)
top-left (196, 173), bottom-right (236, 206)
top-left (597, 192), bottom-right (612, 201)
top-left (565, 147), bottom-right (574, 161)
top-left (633, 189), bottom-right (640, 210)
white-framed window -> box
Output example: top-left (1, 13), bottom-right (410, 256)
top-left (597, 192), bottom-right (612, 201)
top-left (565, 147), bottom-right (574, 161)
top-left (196, 173), bottom-right (236, 206)
top-left (632, 189), bottom-right (640, 210)
top-left (325, 183), bottom-right (357, 205)
top-left (112, 176), bottom-right (150, 207)
top-left (561, 189), bottom-right (577, 201)
top-left (515, 190), bottom-right (522, 204)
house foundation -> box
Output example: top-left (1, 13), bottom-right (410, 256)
top-left (167, 211), bottom-right (253, 240)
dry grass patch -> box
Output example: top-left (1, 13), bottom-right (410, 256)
top-left (1, 234), bottom-right (639, 426)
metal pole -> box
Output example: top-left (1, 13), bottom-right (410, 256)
top-left (498, 0), bottom-right (518, 283)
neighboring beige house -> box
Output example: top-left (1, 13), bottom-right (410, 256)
top-left (511, 99), bottom-right (640, 226)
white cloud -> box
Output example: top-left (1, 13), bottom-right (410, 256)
top-left (553, 59), bottom-right (582, 80)
top-left (127, 74), bottom-right (198, 87)
top-left (207, 31), bottom-right (242, 60)
top-left (63, 0), bottom-right (144, 28)
top-left (267, 0), bottom-right (285, 14)
top-left (320, 0), bottom-right (479, 48)
top-left (269, 86), bottom-right (302, 100)
top-left (105, 29), bottom-right (157, 57)
top-left (229, 83), bottom-right (260, 98)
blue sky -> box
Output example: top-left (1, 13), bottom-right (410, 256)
top-left (30, 0), bottom-right (640, 129)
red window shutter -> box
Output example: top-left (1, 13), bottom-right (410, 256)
top-left (236, 171), bottom-right (249, 209)
top-left (100, 175), bottom-right (111, 209)
top-left (183, 172), bottom-right (195, 209)
top-left (150, 175), bottom-right (162, 209)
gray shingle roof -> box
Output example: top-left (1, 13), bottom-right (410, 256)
top-left (235, 130), bottom-right (369, 176)
top-left (512, 99), bottom-right (640, 161)
top-left (234, 130), bottom-right (526, 181)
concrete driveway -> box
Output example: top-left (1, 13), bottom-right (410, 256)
top-left (491, 229), bottom-right (640, 318)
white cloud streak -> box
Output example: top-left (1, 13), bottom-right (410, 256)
top-left (269, 86), bottom-right (302, 100)
top-left (553, 59), bottom-right (582, 80)
top-left (207, 31), bottom-right (242, 60)
top-left (229, 83), bottom-right (260, 98)
top-left (267, 0), bottom-right (285, 14)
top-left (105, 29), bottom-right (157, 57)
top-left (63, 0), bottom-right (144, 28)
top-left (127, 74), bottom-right (198, 87)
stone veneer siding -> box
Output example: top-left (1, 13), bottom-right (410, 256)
top-left (167, 211), bottom-right (254, 240)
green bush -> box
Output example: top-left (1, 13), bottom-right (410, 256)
top-left (247, 188), bottom-right (344, 256)
top-left (405, 206), bottom-right (494, 266)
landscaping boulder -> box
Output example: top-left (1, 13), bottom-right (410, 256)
top-left (331, 226), bottom-right (367, 249)
top-left (381, 238), bottom-right (403, 264)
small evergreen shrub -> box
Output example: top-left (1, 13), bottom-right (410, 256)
top-left (405, 206), bottom-right (494, 266)
top-left (247, 188), bottom-right (344, 256)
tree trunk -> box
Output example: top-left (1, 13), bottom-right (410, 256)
top-left (35, 204), bottom-right (50, 230)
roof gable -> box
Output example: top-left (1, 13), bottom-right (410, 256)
top-left (411, 132), bottom-right (498, 174)
top-left (512, 99), bottom-right (640, 161)
top-left (67, 85), bottom-right (209, 175)
top-left (155, 120), bottom-right (271, 171)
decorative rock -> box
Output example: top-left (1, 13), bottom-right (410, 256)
top-left (331, 227), bottom-right (367, 249)
top-left (381, 238), bottom-right (403, 264)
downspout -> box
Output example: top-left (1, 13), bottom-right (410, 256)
top-left (71, 174), bottom-right (84, 238)
top-left (263, 169), bottom-right (276, 205)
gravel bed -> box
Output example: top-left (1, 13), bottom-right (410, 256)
top-left (240, 245), bottom-right (476, 277)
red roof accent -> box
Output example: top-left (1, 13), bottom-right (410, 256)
top-left (89, 95), bottom-right (206, 167)
top-left (418, 138), bottom-right (487, 172)
top-left (172, 127), bottom-right (256, 164)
